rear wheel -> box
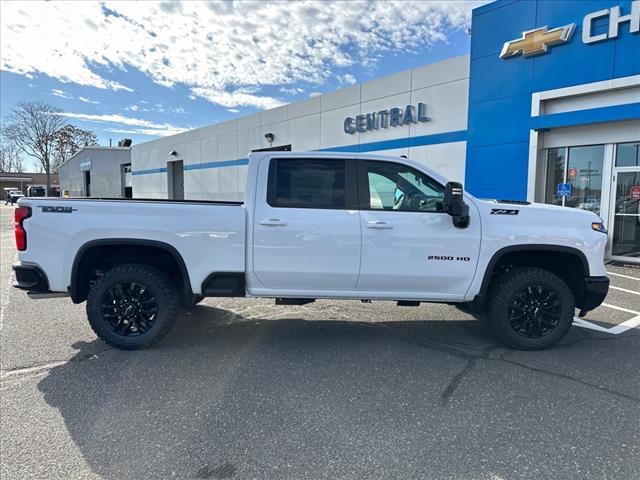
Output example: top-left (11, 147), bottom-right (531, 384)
top-left (86, 263), bottom-right (178, 349)
top-left (487, 267), bottom-right (574, 350)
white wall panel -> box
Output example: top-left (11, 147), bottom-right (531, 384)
top-left (289, 95), bottom-right (321, 119)
top-left (237, 113), bottom-right (260, 130)
top-left (321, 105), bottom-right (361, 149)
top-left (201, 136), bottom-right (219, 163)
top-left (321, 84), bottom-right (360, 111)
top-left (238, 127), bottom-right (262, 157)
top-left (219, 132), bottom-right (238, 160)
top-left (261, 104), bottom-right (288, 125)
top-left (361, 70), bottom-right (411, 102)
top-left (410, 79), bottom-right (469, 136)
top-left (412, 55), bottom-right (469, 90)
top-left (409, 141), bottom-right (467, 184)
top-left (260, 121), bottom-right (288, 149)
top-left (218, 119), bottom-right (238, 134)
top-left (290, 115), bottom-right (321, 151)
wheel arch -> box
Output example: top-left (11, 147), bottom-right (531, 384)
top-left (475, 244), bottom-right (590, 309)
top-left (70, 239), bottom-right (192, 304)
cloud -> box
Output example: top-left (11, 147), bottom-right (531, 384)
top-left (105, 127), bottom-right (183, 137)
top-left (337, 74), bottom-right (357, 85)
top-left (78, 96), bottom-right (100, 104)
top-left (309, 92), bottom-right (322, 98)
top-left (279, 86), bottom-right (305, 96)
top-left (1, 1), bottom-right (482, 109)
top-left (51, 88), bottom-right (73, 99)
top-left (226, 108), bottom-right (240, 113)
top-left (55, 111), bottom-right (187, 137)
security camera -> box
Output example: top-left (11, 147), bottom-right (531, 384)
top-left (169, 150), bottom-right (177, 156)
top-left (264, 133), bottom-right (275, 143)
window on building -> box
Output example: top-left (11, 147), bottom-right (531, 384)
top-left (616, 142), bottom-right (640, 167)
top-left (270, 159), bottom-right (346, 209)
top-left (544, 145), bottom-right (604, 214)
top-left (365, 161), bottom-right (444, 212)
top-left (544, 148), bottom-right (566, 206)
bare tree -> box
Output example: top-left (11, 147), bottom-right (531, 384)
top-left (2, 101), bottom-right (65, 191)
top-left (0, 142), bottom-right (25, 173)
top-left (51, 124), bottom-right (98, 173)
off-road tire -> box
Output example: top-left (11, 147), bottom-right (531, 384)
top-left (86, 263), bottom-right (179, 350)
top-left (487, 267), bottom-right (574, 350)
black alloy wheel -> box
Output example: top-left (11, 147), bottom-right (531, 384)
top-left (100, 282), bottom-right (158, 336)
top-left (86, 263), bottom-right (178, 349)
top-left (508, 285), bottom-right (561, 338)
top-left (487, 267), bottom-right (574, 350)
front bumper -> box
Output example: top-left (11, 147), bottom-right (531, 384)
top-left (12, 263), bottom-right (50, 293)
top-left (581, 276), bottom-right (610, 312)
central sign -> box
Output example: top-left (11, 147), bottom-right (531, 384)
top-left (344, 103), bottom-right (430, 135)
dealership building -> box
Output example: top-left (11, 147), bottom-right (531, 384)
top-left (125, 0), bottom-right (640, 261)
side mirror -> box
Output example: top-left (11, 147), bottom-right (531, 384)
top-left (443, 182), bottom-right (470, 228)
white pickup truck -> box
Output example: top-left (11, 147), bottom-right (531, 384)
top-left (13, 151), bottom-right (609, 350)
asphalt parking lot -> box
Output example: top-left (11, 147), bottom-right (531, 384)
top-left (1, 202), bottom-right (639, 480)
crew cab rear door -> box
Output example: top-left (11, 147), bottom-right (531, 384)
top-left (356, 159), bottom-right (481, 298)
top-left (251, 156), bottom-right (361, 292)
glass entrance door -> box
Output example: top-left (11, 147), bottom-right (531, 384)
top-left (610, 142), bottom-right (640, 261)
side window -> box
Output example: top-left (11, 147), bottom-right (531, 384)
top-left (270, 159), bottom-right (346, 209)
top-left (366, 161), bottom-right (444, 212)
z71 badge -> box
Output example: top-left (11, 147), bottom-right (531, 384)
top-left (490, 208), bottom-right (519, 215)
top-left (38, 206), bottom-right (77, 213)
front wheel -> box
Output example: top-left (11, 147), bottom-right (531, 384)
top-left (487, 267), bottom-right (575, 350)
top-left (86, 263), bottom-right (178, 350)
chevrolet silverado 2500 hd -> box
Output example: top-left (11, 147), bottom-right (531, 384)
top-left (13, 151), bottom-right (610, 350)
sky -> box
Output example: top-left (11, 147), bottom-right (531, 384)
top-left (1, 0), bottom-right (483, 171)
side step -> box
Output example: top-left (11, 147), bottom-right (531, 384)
top-left (276, 298), bottom-right (315, 306)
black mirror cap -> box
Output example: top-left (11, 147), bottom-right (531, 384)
top-left (444, 182), bottom-right (470, 228)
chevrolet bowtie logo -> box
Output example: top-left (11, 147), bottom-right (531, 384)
top-left (500, 24), bottom-right (576, 58)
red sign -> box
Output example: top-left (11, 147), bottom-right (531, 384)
top-left (569, 168), bottom-right (577, 177)
top-left (630, 185), bottom-right (640, 199)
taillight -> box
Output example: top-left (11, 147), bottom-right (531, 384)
top-left (15, 206), bottom-right (31, 251)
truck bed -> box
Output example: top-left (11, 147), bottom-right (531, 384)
top-left (17, 196), bottom-right (246, 295)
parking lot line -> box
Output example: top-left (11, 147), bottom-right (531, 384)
top-left (607, 271), bottom-right (640, 281)
top-left (601, 302), bottom-right (640, 315)
top-left (609, 285), bottom-right (640, 296)
top-left (573, 314), bottom-right (640, 335)
top-left (572, 302), bottom-right (640, 335)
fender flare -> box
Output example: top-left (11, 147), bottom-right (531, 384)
top-left (474, 244), bottom-right (590, 305)
top-left (69, 238), bottom-right (192, 303)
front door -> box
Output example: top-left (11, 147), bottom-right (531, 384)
top-left (611, 169), bottom-right (640, 260)
top-left (252, 157), bottom-right (361, 292)
top-left (168, 160), bottom-right (184, 200)
top-left (610, 142), bottom-right (640, 261)
top-left (356, 160), bottom-right (481, 298)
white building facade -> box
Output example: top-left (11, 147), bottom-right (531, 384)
top-left (131, 55), bottom-right (469, 201)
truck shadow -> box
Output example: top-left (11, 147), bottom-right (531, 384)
top-left (36, 305), bottom-right (596, 479)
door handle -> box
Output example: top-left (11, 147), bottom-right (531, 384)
top-left (366, 221), bottom-right (393, 229)
top-left (260, 218), bottom-right (287, 227)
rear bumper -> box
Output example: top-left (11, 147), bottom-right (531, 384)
top-left (581, 276), bottom-right (609, 312)
top-left (12, 263), bottom-right (50, 293)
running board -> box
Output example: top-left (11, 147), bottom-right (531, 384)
top-left (275, 298), bottom-right (315, 306)
top-left (397, 300), bottom-right (420, 307)
top-left (27, 292), bottom-right (70, 299)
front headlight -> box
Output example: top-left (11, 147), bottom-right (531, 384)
top-left (591, 222), bottom-right (607, 234)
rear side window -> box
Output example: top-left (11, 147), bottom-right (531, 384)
top-left (269, 159), bottom-right (347, 209)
